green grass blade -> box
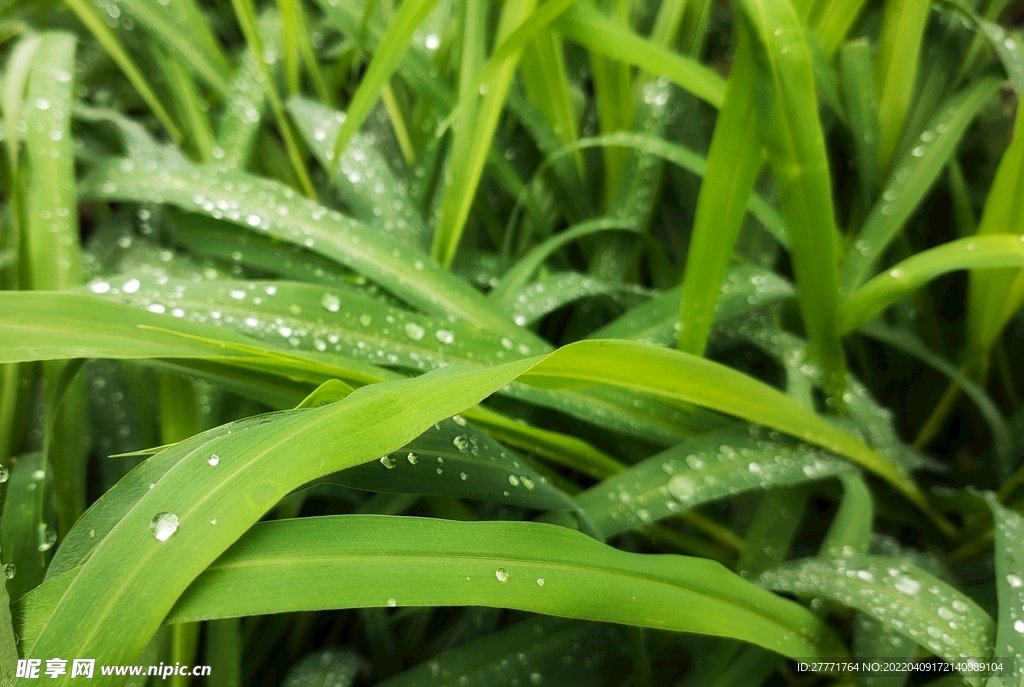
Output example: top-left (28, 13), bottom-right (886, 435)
top-left (503, 272), bottom-right (645, 326)
top-left (63, 0), bottom-right (182, 141)
top-left (574, 423), bottom-right (852, 538)
top-left (519, 28), bottom-right (581, 175)
top-left (820, 472), bottom-right (873, 556)
top-left (840, 77), bottom-right (1002, 290)
top-left (114, 0), bottom-right (230, 95)
top-left (1, 451), bottom-right (54, 603)
top-left (492, 218), bottom-right (640, 301)
top-left (964, 97), bottom-right (1024, 377)
top-left (1, 32), bottom-right (41, 174)
top-left (838, 39), bottom-right (881, 206)
top-left (552, 4), bottom-right (726, 108)
top-left (873, 0), bottom-right (931, 172)
top-left (676, 46), bottom-right (765, 356)
top-left (79, 159), bottom-right (532, 344)
top-left (432, 0), bottom-right (537, 267)
top-left (328, 0), bottom-right (441, 164)
top-left (982, 493), bottom-right (1024, 681)
top-left (229, 0), bottom-right (318, 200)
top-left (287, 96), bottom-right (431, 251)
top-left (760, 555), bottom-right (995, 667)
top-left (22, 515), bottom-right (847, 663)
top-left (150, 45), bottom-right (216, 162)
top-left (733, 0), bottom-right (846, 397)
top-left (841, 234), bottom-right (1024, 334)
top-left (737, 487), bottom-right (811, 578)
top-left (0, 542), bottom-right (16, 686)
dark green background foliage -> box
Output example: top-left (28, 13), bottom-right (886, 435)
top-left (0, 0), bottom-right (1023, 685)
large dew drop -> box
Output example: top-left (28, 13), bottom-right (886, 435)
top-left (495, 568), bottom-right (509, 582)
top-left (151, 512), bottom-right (180, 541)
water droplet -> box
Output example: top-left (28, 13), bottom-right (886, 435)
top-left (435, 328), bottom-right (455, 344)
top-left (207, 454), bottom-right (220, 466)
top-left (406, 452), bottom-right (419, 465)
top-left (536, 577), bottom-right (545, 586)
top-left (889, 268), bottom-right (903, 278)
top-left (495, 568), bottom-right (509, 582)
top-left (1008, 574), bottom-right (1023, 588)
top-left (894, 576), bottom-right (920, 595)
top-left (321, 293), bottom-right (341, 312)
top-left (380, 455), bottom-right (397, 469)
top-left (0, 465), bottom-right (8, 483)
top-left (530, 672), bottom-right (543, 686)
top-left (386, 597), bottom-right (397, 607)
top-left (122, 278), bottom-right (140, 294)
top-left (453, 435), bottom-right (469, 450)
top-left (1015, 620), bottom-right (1024, 634)
top-left (2, 563), bottom-right (14, 579)
top-left (150, 512), bottom-right (180, 541)
top-left (359, 314), bottom-right (372, 327)
top-left (37, 525), bottom-right (56, 552)
top-left (460, 472), bottom-right (468, 481)
top-left (425, 34), bottom-right (440, 50)
top-left (911, 146), bottom-right (926, 157)
top-left (404, 322), bottom-right (425, 340)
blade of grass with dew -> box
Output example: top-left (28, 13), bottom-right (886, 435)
top-left (759, 555), bottom-right (995, 669)
top-left (376, 617), bottom-right (626, 687)
top-left (552, 4), bottom-right (726, 109)
top-left (20, 515), bottom-right (848, 664)
top-left (528, 133), bottom-right (789, 245)
top-left (594, 266), bottom-right (795, 345)
top-left (23, 32), bottom-right (89, 536)
top-left (1, 32), bottom-right (40, 174)
top-left (734, 0), bottom-right (846, 400)
top-left (0, 295), bottom-right (924, 506)
top-left (111, 0), bottom-right (230, 95)
top-left (574, 423), bottom-right (852, 538)
top-left (964, 98), bottom-right (1024, 379)
top-left (492, 218), bottom-right (640, 301)
top-left (0, 548), bottom-right (16, 687)
top-left (839, 39), bottom-right (881, 206)
top-left (78, 159), bottom-right (534, 344)
top-left (329, 418), bottom-right (578, 512)
top-left (982, 493), bottom-right (1024, 679)
top-left (840, 77), bottom-right (1003, 290)
top-left (820, 471), bottom-right (873, 557)
top-left (738, 486), bottom-right (812, 578)
top-left (676, 44), bottom-right (765, 356)
top-left (229, 0), bottom-right (317, 200)
top-left (63, 0), bottom-right (181, 140)
top-left (327, 0), bottom-right (441, 164)
top-left (841, 234), bottom-right (1024, 334)
top-left (287, 96), bottom-right (430, 251)
top-left (432, 0), bottom-right (536, 267)
top-left (873, 0), bottom-right (931, 172)
top-left (519, 27), bottom-right (582, 175)
top-left (1, 452), bottom-right (54, 603)
top-left (503, 272), bottom-right (648, 326)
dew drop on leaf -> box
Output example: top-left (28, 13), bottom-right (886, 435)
top-left (207, 454), bottom-right (220, 466)
top-left (321, 293), bottom-right (341, 312)
top-left (151, 512), bottom-right (180, 541)
top-left (495, 568), bottom-right (509, 582)
top-left (3, 564), bottom-right (14, 579)
top-left (380, 455), bottom-right (397, 469)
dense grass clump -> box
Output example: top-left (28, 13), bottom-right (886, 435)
top-left (0, 0), bottom-right (1023, 685)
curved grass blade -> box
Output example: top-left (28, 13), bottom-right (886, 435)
top-left (492, 218), bottom-right (640, 302)
top-left (734, 0), bottom-right (845, 398)
top-left (20, 515), bottom-right (848, 664)
top-left (760, 555), bottom-right (995, 671)
top-left (840, 235), bottom-right (1024, 334)
top-left (1, 452), bottom-right (54, 603)
top-left (0, 291), bottom-right (921, 506)
top-left (327, 0), bottom-right (441, 164)
top-left (287, 96), bottom-right (430, 250)
top-left (552, 4), bottom-right (725, 108)
top-left (520, 132), bottom-right (787, 246)
top-left (982, 493), bottom-right (1024, 679)
top-left (597, 266), bottom-right (795, 345)
top-left (375, 617), bottom-right (626, 687)
top-left (574, 423), bottom-right (851, 538)
top-left (838, 39), bottom-right (880, 206)
top-left (840, 77), bottom-right (1003, 290)
top-left (329, 417), bottom-right (578, 512)
top-left (79, 159), bottom-right (534, 345)
top-left (503, 272), bottom-right (647, 326)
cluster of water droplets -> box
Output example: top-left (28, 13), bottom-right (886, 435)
top-left (581, 425), bottom-right (847, 535)
top-left (760, 556), bottom-right (993, 664)
top-left (507, 273), bottom-right (629, 327)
